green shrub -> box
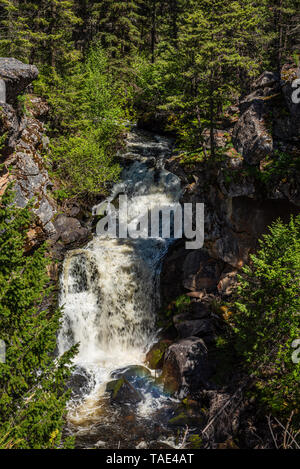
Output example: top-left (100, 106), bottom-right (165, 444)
top-left (36, 43), bottom-right (128, 197)
top-left (233, 215), bottom-right (300, 420)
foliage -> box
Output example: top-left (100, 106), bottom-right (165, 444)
top-left (36, 44), bottom-right (126, 197)
top-left (233, 215), bottom-right (300, 420)
top-left (258, 150), bottom-right (300, 185)
top-left (0, 186), bottom-right (77, 448)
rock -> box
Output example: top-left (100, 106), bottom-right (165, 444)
top-left (174, 318), bottom-right (214, 340)
top-left (136, 441), bottom-right (148, 449)
top-left (233, 66), bottom-right (300, 165)
top-left (34, 197), bottom-right (55, 227)
top-left (0, 103), bottom-right (19, 156)
top-left (168, 398), bottom-right (204, 427)
top-left (106, 378), bottom-right (144, 405)
top-left (273, 65), bottom-right (300, 142)
top-left (54, 214), bottom-right (89, 245)
top-left (95, 440), bottom-right (106, 448)
top-left (183, 250), bottom-right (224, 292)
top-left (189, 301), bottom-right (211, 319)
top-left (111, 365), bottom-right (151, 380)
top-left (186, 291), bottom-right (205, 299)
top-left (161, 337), bottom-right (214, 397)
top-left (233, 91), bottom-right (274, 165)
top-left (25, 95), bottom-right (49, 119)
top-left (146, 340), bottom-right (172, 370)
top-left (67, 367), bottom-right (95, 400)
top-left (217, 268), bottom-right (238, 296)
top-left (0, 58), bottom-right (38, 104)
top-left (160, 241), bottom-right (187, 304)
top-left (251, 71), bottom-right (280, 91)
top-left (232, 70), bottom-right (281, 165)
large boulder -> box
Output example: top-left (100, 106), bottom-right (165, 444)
top-left (232, 73), bottom-right (276, 165)
top-left (0, 58), bottom-right (38, 104)
top-left (233, 67), bottom-right (300, 165)
top-left (146, 340), bottom-right (172, 370)
top-left (54, 214), bottom-right (89, 245)
top-left (174, 317), bottom-right (214, 341)
top-left (183, 250), bottom-right (224, 292)
top-left (161, 337), bottom-right (214, 397)
top-left (106, 377), bottom-right (144, 405)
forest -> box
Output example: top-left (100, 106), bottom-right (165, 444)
top-left (0, 0), bottom-right (299, 451)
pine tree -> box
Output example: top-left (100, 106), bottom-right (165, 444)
top-left (0, 0), bottom-right (33, 61)
top-left (0, 186), bottom-right (77, 449)
top-left (162, 0), bottom-right (264, 154)
top-left (233, 215), bottom-right (300, 421)
top-left (264, 0), bottom-right (300, 70)
top-left (30, 0), bottom-right (81, 73)
top-left (93, 0), bottom-right (141, 72)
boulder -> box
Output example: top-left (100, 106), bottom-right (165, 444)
top-left (232, 92), bottom-right (274, 165)
top-left (0, 58), bottom-right (38, 104)
top-left (106, 377), bottom-right (144, 405)
top-left (233, 67), bottom-right (300, 165)
top-left (35, 197), bottom-right (55, 228)
top-left (54, 214), bottom-right (89, 245)
top-left (232, 71), bottom-right (281, 165)
top-left (146, 340), bottom-right (172, 370)
top-left (189, 301), bottom-right (211, 319)
top-left (174, 318), bottom-right (214, 340)
top-left (25, 95), bottom-right (49, 120)
top-left (111, 365), bottom-right (151, 380)
top-left (217, 268), bottom-right (238, 297)
top-left (183, 250), bottom-right (224, 292)
top-left (161, 337), bottom-right (214, 397)
top-left (67, 366), bottom-right (95, 401)
top-left (251, 71), bottom-right (280, 91)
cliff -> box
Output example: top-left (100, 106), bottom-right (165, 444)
top-left (0, 58), bottom-right (90, 258)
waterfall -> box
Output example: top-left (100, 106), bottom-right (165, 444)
top-left (57, 128), bottom-right (181, 394)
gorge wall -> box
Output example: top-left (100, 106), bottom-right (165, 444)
top-left (0, 58), bottom-right (90, 271)
top-left (161, 65), bottom-right (300, 305)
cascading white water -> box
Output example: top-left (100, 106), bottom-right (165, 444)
top-left (57, 128), bottom-right (181, 404)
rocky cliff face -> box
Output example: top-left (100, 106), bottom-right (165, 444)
top-left (0, 59), bottom-right (57, 243)
top-left (161, 65), bottom-right (300, 304)
top-left (154, 66), bottom-right (300, 445)
top-left (0, 58), bottom-right (90, 255)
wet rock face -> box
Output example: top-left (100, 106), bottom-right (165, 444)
top-left (161, 337), bottom-right (214, 397)
top-left (67, 367), bottom-right (95, 401)
top-left (0, 58), bottom-right (38, 104)
top-left (146, 340), bottom-right (172, 370)
top-left (106, 378), bottom-right (144, 405)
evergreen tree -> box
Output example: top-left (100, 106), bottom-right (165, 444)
top-left (0, 186), bottom-right (77, 449)
top-left (0, 0), bottom-right (80, 73)
top-left (264, 0), bottom-right (300, 70)
top-left (93, 0), bottom-right (141, 72)
top-left (160, 0), bottom-right (263, 153)
top-left (233, 215), bottom-right (300, 421)
top-left (30, 0), bottom-right (81, 72)
top-left (0, 0), bottom-right (32, 61)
